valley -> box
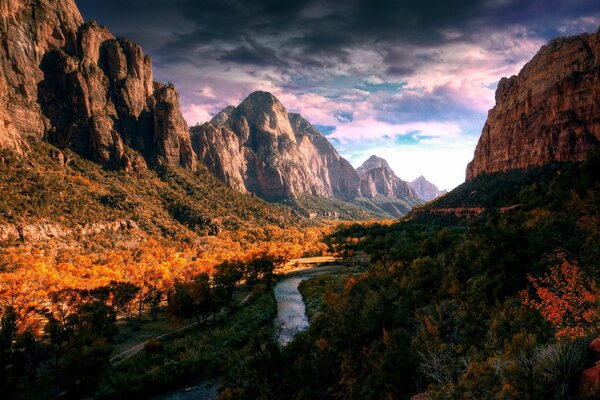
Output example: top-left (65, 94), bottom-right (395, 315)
top-left (1, 0), bottom-right (600, 399)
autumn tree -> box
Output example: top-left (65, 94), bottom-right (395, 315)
top-left (522, 253), bottom-right (599, 338)
top-left (213, 260), bottom-right (244, 307)
top-left (245, 257), bottom-right (275, 288)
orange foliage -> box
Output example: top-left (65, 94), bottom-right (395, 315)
top-left (522, 253), bottom-right (599, 339)
top-left (0, 224), bottom-right (333, 335)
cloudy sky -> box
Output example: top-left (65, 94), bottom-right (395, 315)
top-left (76, 0), bottom-right (600, 190)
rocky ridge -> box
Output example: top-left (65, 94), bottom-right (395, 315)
top-left (0, 219), bottom-right (137, 243)
top-left (0, 0), bottom-right (195, 172)
top-left (466, 28), bottom-right (600, 179)
top-left (409, 176), bottom-right (447, 202)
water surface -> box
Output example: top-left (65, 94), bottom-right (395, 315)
top-left (273, 276), bottom-right (311, 345)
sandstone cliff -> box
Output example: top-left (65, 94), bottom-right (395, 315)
top-left (409, 176), bottom-right (447, 202)
top-left (0, 0), bottom-right (195, 171)
top-left (357, 155), bottom-right (417, 199)
top-left (191, 91), bottom-right (360, 200)
top-left (466, 28), bottom-right (600, 180)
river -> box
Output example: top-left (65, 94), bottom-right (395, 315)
top-left (273, 266), bottom-right (342, 345)
top-left (153, 266), bottom-right (342, 399)
top-left (273, 275), bottom-right (312, 345)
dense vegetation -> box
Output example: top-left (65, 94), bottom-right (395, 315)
top-left (98, 287), bottom-right (278, 399)
top-left (0, 249), bottom-right (279, 398)
top-left (2, 140), bottom-right (600, 399)
top-left (220, 152), bottom-right (600, 399)
top-left (0, 142), bottom-right (300, 236)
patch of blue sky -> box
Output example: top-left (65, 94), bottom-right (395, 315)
top-left (354, 81), bottom-right (406, 93)
top-left (393, 131), bottom-right (425, 146)
top-left (313, 124), bottom-right (336, 136)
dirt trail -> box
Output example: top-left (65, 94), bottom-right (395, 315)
top-left (110, 292), bottom-right (253, 366)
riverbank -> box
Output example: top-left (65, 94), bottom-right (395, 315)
top-left (95, 288), bottom-right (277, 399)
top-left (273, 263), bottom-right (367, 345)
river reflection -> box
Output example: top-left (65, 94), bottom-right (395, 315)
top-left (273, 276), bottom-right (310, 345)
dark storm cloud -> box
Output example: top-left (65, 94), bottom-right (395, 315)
top-left (77, 0), bottom-right (600, 75)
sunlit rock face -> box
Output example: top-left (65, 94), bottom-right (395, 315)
top-left (357, 155), bottom-right (416, 199)
top-left (191, 91), bottom-right (360, 200)
top-left (0, 0), bottom-right (195, 172)
top-left (409, 176), bottom-right (447, 202)
top-left (467, 29), bottom-right (600, 180)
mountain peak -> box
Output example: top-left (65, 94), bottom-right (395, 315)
top-left (241, 91), bottom-right (284, 108)
top-left (0, 0), bottom-right (196, 172)
top-left (356, 155), bottom-right (392, 176)
top-left (408, 176), bottom-right (447, 202)
top-left (191, 92), bottom-right (360, 200)
top-left (466, 29), bottom-right (600, 180)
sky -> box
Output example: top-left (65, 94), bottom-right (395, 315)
top-left (76, 0), bottom-right (600, 190)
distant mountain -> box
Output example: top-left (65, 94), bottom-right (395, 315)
top-left (191, 91), bottom-right (360, 201)
top-left (351, 155), bottom-right (423, 217)
top-left (409, 176), bottom-right (447, 202)
top-left (466, 29), bottom-right (600, 180)
top-left (357, 155), bottom-right (416, 198)
top-left (0, 0), bottom-right (195, 172)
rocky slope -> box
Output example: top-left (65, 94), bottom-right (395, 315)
top-left (191, 91), bottom-right (360, 200)
top-left (357, 155), bottom-right (416, 198)
top-left (409, 176), bottom-right (447, 202)
top-left (466, 28), bottom-right (600, 180)
top-left (0, 0), bottom-right (195, 172)
top-left (351, 155), bottom-right (423, 217)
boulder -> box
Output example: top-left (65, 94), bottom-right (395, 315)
top-left (579, 364), bottom-right (600, 397)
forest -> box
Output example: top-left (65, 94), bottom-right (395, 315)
top-left (0, 221), bottom-right (331, 398)
top-left (212, 151), bottom-right (600, 399)
top-left (1, 148), bottom-right (599, 399)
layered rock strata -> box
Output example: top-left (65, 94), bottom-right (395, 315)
top-left (467, 29), bottom-right (600, 179)
top-left (357, 155), bottom-right (417, 199)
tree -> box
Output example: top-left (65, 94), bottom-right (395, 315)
top-left (245, 257), bottom-right (275, 288)
top-left (0, 306), bottom-right (17, 386)
top-left (214, 260), bottom-right (244, 307)
top-left (190, 273), bottom-right (215, 325)
top-left (522, 253), bottom-right (599, 338)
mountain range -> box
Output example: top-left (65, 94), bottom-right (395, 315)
top-left (0, 0), bottom-right (433, 223)
top-left (1, 0), bottom-right (598, 231)
top-left (191, 92), bottom-right (430, 217)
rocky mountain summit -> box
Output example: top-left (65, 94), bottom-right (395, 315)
top-left (409, 176), bottom-right (447, 202)
top-left (357, 155), bottom-right (416, 199)
top-left (0, 0), bottom-right (195, 172)
top-left (191, 91), bottom-right (360, 200)
top-left (466, 28), bottom-right (600, 180)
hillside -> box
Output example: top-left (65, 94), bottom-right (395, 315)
top-left (246, 29), bottom-right (600, 400)
top-left (270, 146), bottom-right (600, 400)
top-left (0, 142), bottom-right (300, 245)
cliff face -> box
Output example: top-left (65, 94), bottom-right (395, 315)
top-left (191, 91), bottom-right (360, 200)
top-left (466, 29), bottom-right (600, 180)
top-left (357, 155), bottom-right (416, 199)
top-left (409, 176), bottom-right (447, 202)
top-left (0, 0), bottom-right (195, 171)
